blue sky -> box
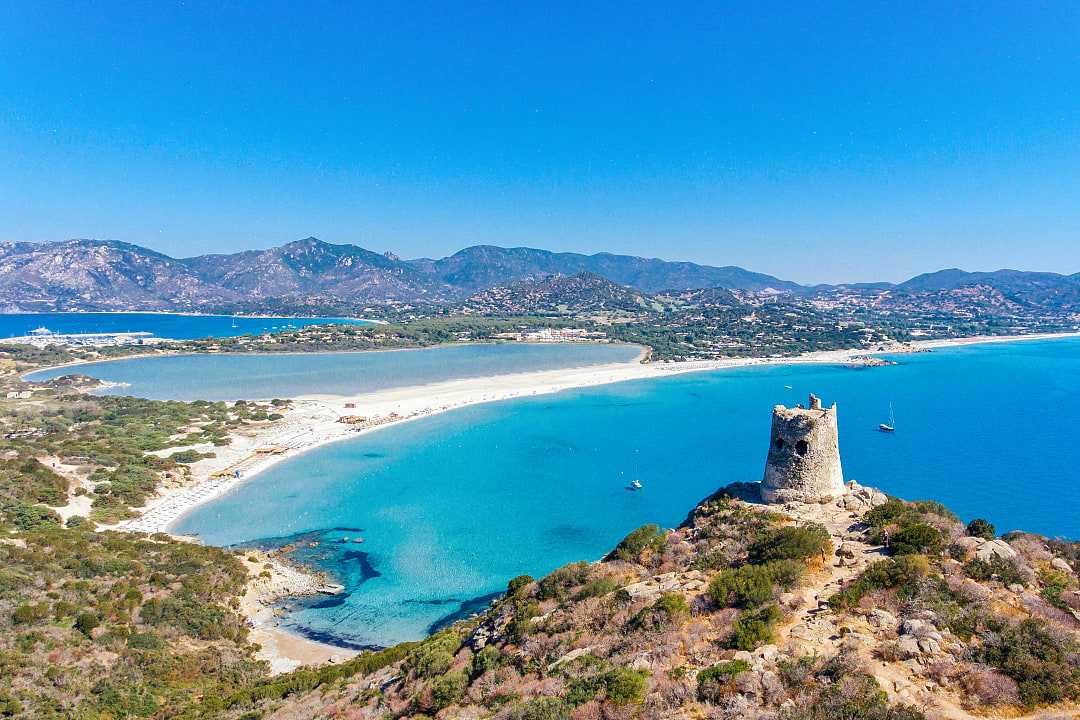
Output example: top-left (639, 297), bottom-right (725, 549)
top-left (1, 2), bottom-right (1078, 283)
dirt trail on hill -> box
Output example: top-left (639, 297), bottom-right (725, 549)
top-left (777, 499), bottom-right (1072, 720)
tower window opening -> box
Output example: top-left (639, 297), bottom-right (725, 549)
top-left (773, 437), bottom-right (784, 449)
top-left (795, 440), bottom-right (809, 456)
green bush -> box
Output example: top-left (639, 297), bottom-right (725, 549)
top-left (1039, 568), bottom-right (1072, 610)
top-left (912, 500), bottom-right (959, 521)
top-left (709, 566), bottom-right (772, 608)
top-left (891, 523), bottom-right (943, 556)
top-left (612, 524), bottom-right (666, 563)
top-left (0, 690), bottom-right (23, 717)
top-left (127, 631), bottom-right (164, 650)
top-left (3, 502), bottom-right (61, 530)
top-left (1, 458), bottom-right (68, 505)
top-left (749, 524), bottom-right (831, 564)
top-left (538, 562), bottom-right (590, 600)
top-left (510, 697), bottom-right (571, 720)
top-left (74, 612), bottom-right (100, 636)
top-left (142, 595), bottom-right (237, 640)
top-left (506, 574), bottom-right (534, 596)
top-left (865, 499), bottom-right (951, 555)
top-left (979, 617), bottom-right (1080, 707)
top-left (52, 601), bottom-right (76, 619)
top-left (708, 560), bottom-right (803, 609)
top-left (430, 670), bottom-right (467, 710)
top-left (412, 648), bottom-right (454, 679)
top-left (566, 675), bottom-right (605, 706)
top-left (829, 555), bottom-right (930, 610)
top-left (575, 577), bottom-right (618, 600)
top-left (966, 518), bottom-right (996, 540)
top-left (777, 655), bottom-right (816, 689)
top-left (470, 645), bottom-right (503, 679)
top-left (506, 598), bottom-right (540, 643)
top-left (603, 667), bottom-right (648, 706)
top-left (697, 660), bottom-right (749, 702)
top-left (729, 604), bottom-right (780, 650)
top-left (631, 592), bottom-right (689, 630)
top-left (12, 604), bottom-right (48, 625)
top-left (963, 555), bottom-right (1024, 586)
top-left (407, 630), bottom-right (461, 679)
top-left (168, 449), bottom-right (206, 464)
top-left (864, 499), bottom-right (908, 527)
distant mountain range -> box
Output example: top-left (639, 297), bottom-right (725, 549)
top-left (0, 237), bottom-right (1076, 313)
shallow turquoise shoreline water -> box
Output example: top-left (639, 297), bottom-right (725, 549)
top-left (0, 311), bottom-right (370, 340)
top-left (174, 338), bottom-right (1080, 649)
top-left (26, 343), bottom-right (642, 400)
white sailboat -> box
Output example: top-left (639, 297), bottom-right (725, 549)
top-left (879, 403), bottom-right (896, 433)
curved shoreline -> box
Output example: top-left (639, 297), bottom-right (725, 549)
top-left (21, 340), bottom-right (641, 386)
top-left (81, 331), bottom-right (1080, 669)
top-left (106, 330), bottom-right (1080, 537)
top-left (23, 329), bottom-right (1080, 386)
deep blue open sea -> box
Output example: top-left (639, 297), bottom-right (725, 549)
top-left (172, 338), bottom-right (1080, 649)
top-left (25, 343), bottom-right (641, 400)
top-left (0, 312), bottom-right (370, 340)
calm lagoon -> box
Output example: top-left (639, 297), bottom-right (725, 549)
top-left (25, 343), bottom-right (643, 401)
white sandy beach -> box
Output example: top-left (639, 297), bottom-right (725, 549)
top-left (238, 552), bottom-right (360, 673)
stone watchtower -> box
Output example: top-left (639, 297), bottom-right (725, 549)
top-left (761, 394), bottom-right (845, 503)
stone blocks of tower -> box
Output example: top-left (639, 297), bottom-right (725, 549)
top-left (761, 393), bottom-right (845, 503)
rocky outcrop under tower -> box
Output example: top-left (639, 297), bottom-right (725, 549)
top-left (761, 393), bottom-right (845, 503)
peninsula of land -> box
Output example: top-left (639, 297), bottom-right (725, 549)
top-left (15, 330), bottom-right (1075, 673)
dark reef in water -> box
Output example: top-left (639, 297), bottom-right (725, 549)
top-left (281, 622), bottom-right (385, 652)
top-left (233, 526), bottom-right (367, 552)
top-left (341, 549), bottom-right (381, 583)
top-left (426, 591), bottom-right (503, 635)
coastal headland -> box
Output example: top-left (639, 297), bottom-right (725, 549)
top-left (54, 330), bottom-right (1080, 671)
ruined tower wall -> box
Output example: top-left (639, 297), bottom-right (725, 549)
top-left (761, 394), bottom-right (845, 503)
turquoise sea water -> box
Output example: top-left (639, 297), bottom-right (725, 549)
top-left (26, 343), bottom-right (642, 400)
top-left (173, 338), bottom-right (1080, 649)
top-left (0, 312), bottom-right (370, 340)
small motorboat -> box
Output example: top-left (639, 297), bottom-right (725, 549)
top-left (628, 479), bottom-right (643, 491)
top-left (878, 423), bottom-right (895, 433)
